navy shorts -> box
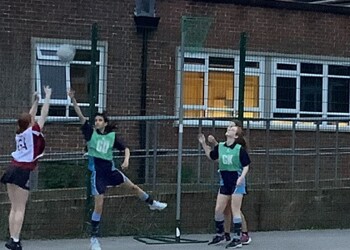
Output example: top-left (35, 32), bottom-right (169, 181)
top-left (0, 164), bottom-right (31, 190)
top-left (219, 170), bottom-right (246, 195)
top-left (88, 156), bottom-right (128, 195)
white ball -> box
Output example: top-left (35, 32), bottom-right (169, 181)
top-left (57, 44), bottom-right (76, 62)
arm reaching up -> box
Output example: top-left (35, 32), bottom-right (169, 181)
top-left (29, 92), bottom-right (39, 117)
top-left (198, 133), bottom-right (213, 160)
top-left (68, 89), bottom-right (87, 124)
top-left (37, 86), bottom-right (52, 129)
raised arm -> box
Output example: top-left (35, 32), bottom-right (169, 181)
top-left (68, 89), bottom-right (87, 124)
top-left (198, 133), bottom-right (213, 160)
top-left (29, 92), bottom-right (39, 117)
top-left (37, 86), bottom-right (52, 129)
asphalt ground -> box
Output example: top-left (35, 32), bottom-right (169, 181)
top-left (10, 229), bottom-right (350, 250)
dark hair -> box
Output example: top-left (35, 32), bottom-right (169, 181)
top-left (233, 120), bottom-right (249, 150)
top-left (94, 112), bottom-right (109, 123)
top-left (94, 111), bottom-right (116, 133)
top-left (17, 112), bottom-right (32, 134)
top-left (232, 119), bottom-right (243, 128)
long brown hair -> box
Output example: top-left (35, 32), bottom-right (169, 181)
top-left (232, 119), bottom-right (248, 150)
top-left (17, 113), bottom-right (32, 134)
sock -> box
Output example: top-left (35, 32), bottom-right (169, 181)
top-left (233, 216), bottom-right (242, 240)
top-left (12, 237), bottom-right (19, 243)
top-left (224, 232), bottom-right (230, 239)
top-left (144, 193), bottom-right (154, 205)
top-left (215, 220), bottom-right (224, 235)
top-left (91, 212), bottom-right (101, 237)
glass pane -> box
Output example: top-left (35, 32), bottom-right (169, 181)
top-left (209, 57), bottom-right (234, 68)
top-left (328, 78), bottom-right (349, 113)
top-left (244, 76), bottom-right (259, 108)
top-left (208, 71), bottom-right (234, 117)
top-left (47, 105), bottom-right (66, 116)
top-left (328, 65), bottom-right (350, 76)
top-left (276, 77), bottom-right (296, 109)
top-left (39, 65), bottom-right (67, 100)
top-left (40, 49), bottom-right (58, 56)
top-left (74, 49), bottom-right (100, 62)
top-left (300, 76), bottom-right (322, 112)
top-left (277, 63), bottom-right (297, 71)
top-left (184, 58), bottom-right (205, 65)
top-left (183, 72), bottom-right (203, 117)
top-left (70, 64), bottom-right (97, 103)
top-left (301, 63), bottom-right (322, 74)
top-left (246, 61), bottom-right (259, 68)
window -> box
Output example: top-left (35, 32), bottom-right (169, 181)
top-left (34, 41), bottom-right (107, 118)
top-left (178, 50), bottom-right (350, 129)
top-left (177, 52), bottom-right (264, 122)
top-left (272, 60), bottom-right (350, 122)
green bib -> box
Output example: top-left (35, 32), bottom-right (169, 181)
top-left (218, 142), bottom-right (242, 171)
top-left (87, 131), bottom-right (115, 161)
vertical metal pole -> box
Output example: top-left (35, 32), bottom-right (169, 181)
top-left (145, 121), bottom-right (150, 184)
top-left (90, 23), bottom-right (98, 120)
top-left (315, 122), bottom-right (320, 193)
top-left (152, 121), bottom-right (158, 191)
top-left (335, 121), bottom-right (339, 187)
top-left (291, 120), bottom-right (296, 189)
top-left (85, 22), bottom-right (98, 231)
top-left (238, 32), bottom-right (247, 122)
top-left (175, 18), bottom-right (186, 242)
top-left (265, 119), bottom-right (270, 190)
top-left (197, 119), bottom-right (203, 184)
top-left (140, 28), bottom-right (149, 183)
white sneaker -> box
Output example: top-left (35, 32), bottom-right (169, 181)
top-left (149, 200), bottom-right (167, 211)
top-left (90, 237), bottom-right (101, 250)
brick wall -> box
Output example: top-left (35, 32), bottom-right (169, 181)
top-left (1, 187), bottom-right (350, 239)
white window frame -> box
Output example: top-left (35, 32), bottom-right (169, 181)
top-left (176, 50), bottom-right (265, 127)
top-left (271, 58), bottom-right (350, 129)
top-left (32, 39), bottom-right (107, 120)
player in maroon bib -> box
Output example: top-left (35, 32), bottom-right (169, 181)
top-left (1, 86), bottom-right (52, 250)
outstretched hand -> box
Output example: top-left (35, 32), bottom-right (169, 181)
top-left (32, 92), bottom-right (39, 102)
top-left (67, 88), bottom-right (75, 99)
top-left (43, 86), bottom-right (52, 97)
top-left (198, 133), bottom-right (206, 144)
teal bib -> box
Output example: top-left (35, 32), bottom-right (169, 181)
top-left (87, 131), bottom-right (115, 161)
top-left (218, 142), bottom-right (242, 171)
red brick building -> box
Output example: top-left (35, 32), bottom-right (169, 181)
top-left (1, 0), bottom-right (350, 183)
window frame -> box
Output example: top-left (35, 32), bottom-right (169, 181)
top-left (272, 58), bottom-right (350, 119)
top-left (32, 38), bottom-right (107, 120)
top-left (176, 50), bottom-right (265, 126)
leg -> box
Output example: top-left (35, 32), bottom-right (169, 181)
top-left (7, 184), bottom-right (29, 241)
top-left (240, 211), bottom-right (252, 245)
top-left (90, 195), bottom-right (104, 250)
top-left (121, 179), bottom-right (167, 210)
top-left (226, 194), bottom-right (243, 248)
top-left (241, 211), bottom-right (247, 232)
top-left (223, 201), bottom-right (232, 241)
top-left (91, 194), bottom-right (104, 237)
top-left (208, 194), bottom-right (230, 245)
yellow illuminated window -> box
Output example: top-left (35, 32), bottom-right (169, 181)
top-left (183, 72), bottom-right (204, 117)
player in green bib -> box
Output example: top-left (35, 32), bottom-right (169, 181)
top-left (198, 121), bottom-right (250, 249)
top-left (68, 89), bottom-right (167, 250)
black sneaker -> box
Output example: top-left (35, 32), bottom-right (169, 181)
top-left (226, 239), bottom-right (242, 248)
top-left (5, 238), bottom-right (22, 250)
top-left (225, 233), bottom-right (231, 241)
top-left (208, 235), bottom-right (225, 245)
